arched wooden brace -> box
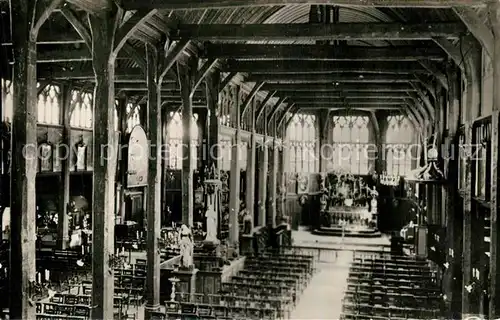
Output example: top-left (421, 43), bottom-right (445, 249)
top-left (406, 93), bottom-right (433, 123)
top-left (404, 100), bottom-right (425, 130)
top-left (266, 97), bottom-right (287, 133)
top-left (255, 91), bottom-right (277, 123)
top-left (410, 83), bottom-right (436, 121)
top-left (276, 103), bottom-right (296, 131)
top-left (419, 60), bottom-right (449, 91)
top-left (453, 7), bottom-right (494, 59)
top-left (192, 58), bottom-right (219, 95)
top-left (241, 81), bottom-right (265, 118)
top-left (414, 74), bottom-right (437, 100)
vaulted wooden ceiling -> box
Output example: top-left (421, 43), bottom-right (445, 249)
top-left (0, 0), bottom-right (493, 127)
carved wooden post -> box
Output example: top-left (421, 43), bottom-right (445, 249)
top-left (206, 71), bottom-right (220, 170)
top-left (58, 84), bottom-right (72, 249)
top-left (116, 95), bottom-right (128, 223)
top-left (258, 110), bottom-right (269, 226)
top-left (268, 117), bottom-right (278, 228)
top-left (144, 43), bottom-right (162, 318)
top-left (229, 86), bottom-right (241, 249)
top-left (178, 58), bottom-right (197, 227)
top-left (9, 0), bottom-right (38, 318)
top-left (246, 98), bottom-right (257, 230)
top-left (89, 9), bottom-right (118, 320)
top-left (490, 3), bottom-right (500, 317)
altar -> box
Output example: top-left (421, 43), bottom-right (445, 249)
top-left (312, 171), bottom-right (381, 238)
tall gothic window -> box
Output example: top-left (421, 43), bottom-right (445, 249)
top-left (1, 79), bottom-right (13, 122)
top-left (219, 138), bottom-right (232, 171)
top-left (331, 115), bottom-right (370, 174)
top-left (166, 111), bottom-right (199, 169)
top-left (126, 104), bottom-right (141, 132)
top-left (37, 84), bottom-right (61, 125)
top-left (385, 115), bottom-right (414, 176)
top-left (70, 90), bottom-right (93, 128)
top-left (286, 113), bottom-right (317, 173)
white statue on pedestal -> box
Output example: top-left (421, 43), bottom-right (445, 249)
top-left (205, 206), bottom-right (218, 242)
top-left (370, 186), bottom-right (378, 213)
top-left (178, 224), bottom-right (193, 269)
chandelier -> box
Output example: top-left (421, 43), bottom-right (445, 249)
top-left (380, 171), bottom-right (400, 186)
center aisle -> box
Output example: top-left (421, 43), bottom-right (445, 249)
top-left (291, 251), bottom-right (353, 320)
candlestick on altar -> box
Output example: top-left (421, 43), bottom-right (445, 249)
top-left (168, 277), bottom-right (180, 302)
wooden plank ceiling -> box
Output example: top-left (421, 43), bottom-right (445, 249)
top-left (0, 0), bottom-right (480, 118)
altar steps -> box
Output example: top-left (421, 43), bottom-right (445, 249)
top-left (313, 227), bottom-right (382, 238)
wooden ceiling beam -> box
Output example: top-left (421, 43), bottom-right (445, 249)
top-left (298, 105), bottom-right (404, 110)
top-left (293, 100), bottom-right (407, 105)
top-left (173, 22), bottom-right (464, 41)
top-left (280, 92), bottom-right (409, 99)
top-left (225, 60), bottom-right (428, 74)
top-left (121, 0), bottom-right (488, 10)
top-left (290, 97), bottom-right (408, 104)
top-left (205, 44), bottom-right (446, 61)
top-left (453, 7), bottom-right (494, 59)
top-left (246, 73), bottom-right (415, 83)
top-left (263, 83), bottom-right (416, 92)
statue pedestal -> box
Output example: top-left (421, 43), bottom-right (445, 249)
top-left (171, 268), bottom-right (198, 302)
top-left (240, 234), bottom-right (254, 256)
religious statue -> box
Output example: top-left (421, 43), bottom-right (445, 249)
top-left (178, 224), bottom-right (194, 269)
top-left (205, 205), bottom-right (218, 243)
top-left (370, 186), bottom-right (379, 213)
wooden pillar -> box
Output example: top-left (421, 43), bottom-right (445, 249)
top-left (117, 96), bottom-right (128, 223)
top-left (9, 0), bottom-right (37, 317)
top-left (258, 111), bottom-right (269, 226)
top-left (246, 98), bottom-right (257, 230)
top-left (144, 43), bottom-right (162, 317)
top-left (57, 84), bottom-right (72, 249)
top-left (490, 4), bottom-right (500, 317)
top-left (229, 86), bottom-right (241, 248)
top-left (443, 65), bottom-right (462, 317)
top-left (205, 71), bottom-right (220, 170)
top-left (178, 59), bottom-right (196, 227)
top-left (89, 10), bottom-right (118, 320)
top-left (268, 117), bottom-right (278, 228)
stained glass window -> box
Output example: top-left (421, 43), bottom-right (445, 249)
top-left (70, 91), bottom-right (93, 128)
top-left (331, 116), bottom-right (370, 174)
top-left (385, 115), bottom-right (414, 176)
top-left (286, 113), bottom-right (317, 173)
top-left (166, 111), bottom-right (199, 169)
top-left (38, 85), bottom-right (61, 125)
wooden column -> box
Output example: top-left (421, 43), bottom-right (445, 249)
top-left (89, 10), bottom-right (118, 320)
top-left (57, 84), bottom-right (72, 249)
top-left (268, 117), bottom-right (278, 227)
top-left (144, 43), bottom-right (162, 317)
top-left (178, 59), bottom-right (196, 227)
top-left (116, 96), bottom-right (128, 223)
top-left (246, 98), bottom-right (257, 230)
top-left (9, 0), bottom-right (37, 317)
top-left (258, 111), bottom-right (269, 226)
top-left (205, 71), bottom-right (220, 170)
top-left (443, 66), bottom-right (462, 317)
top-left (229, 86), bottom-right (241, 248)
top-left (490, 4), bottom-right (500, 318)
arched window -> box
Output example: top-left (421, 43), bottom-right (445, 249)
top-left (220, 138), bottom-right (232, 171)
top-left (385, 115), bottom-right (414, 176)
top-left (2, 79), bottom-right (13, 122)
top-left (126, 104), bottom-right (141, 132)
top-left (37, 84), bottom-right (61, 125)
top-left (70, 90), bottom-right (93, 128)
top-left (331, 116), bottom-right (370, 174)
top-left (286, 113), bottom-right (317, 173)
top-left (166, 111), bottom-right (199, 169)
